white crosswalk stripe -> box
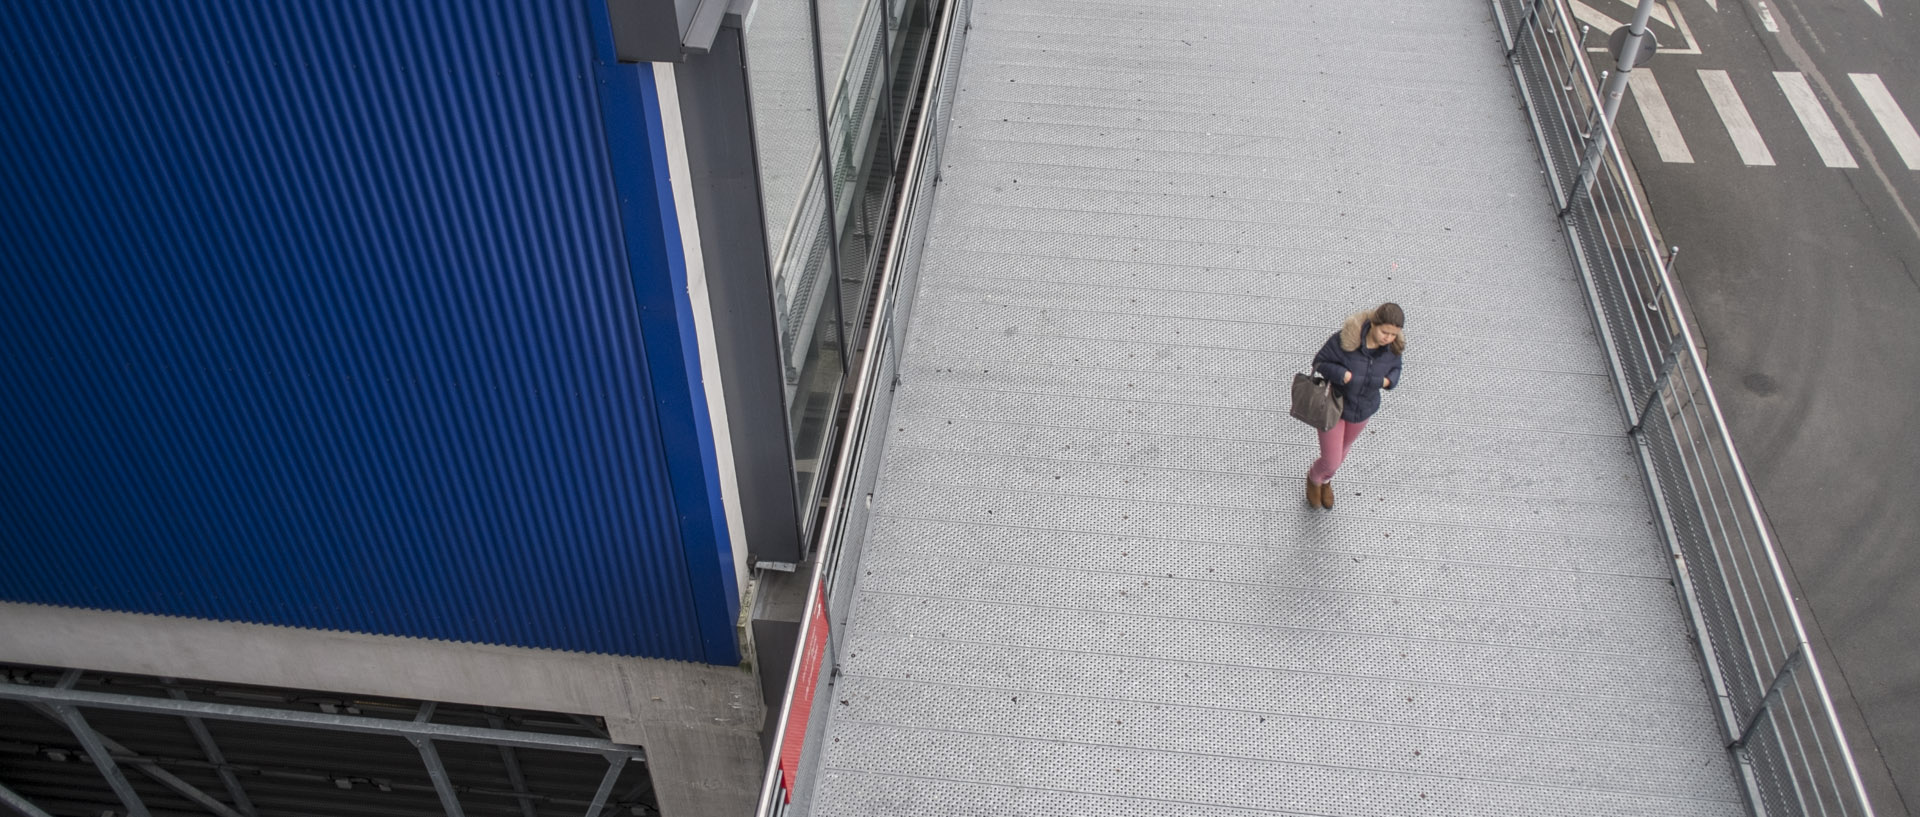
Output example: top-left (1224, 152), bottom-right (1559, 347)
top-left (1699, 70), bottom-right (1776, 166)
top-left (1849, 73), bottom-right (1920, 171)
top-left (1626, 69), bottom-right (1920, 171)
top-left (1627, 71), bottom-right (1695, 164)
top-left (1774, 72), bottom-right (1858, 168)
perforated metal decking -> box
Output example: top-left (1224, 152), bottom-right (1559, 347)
top-left (799, 0), bottom-right (1746, 813)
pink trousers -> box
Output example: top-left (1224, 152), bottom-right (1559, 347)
top-left (1308, 419), bottom-right (1368, 484)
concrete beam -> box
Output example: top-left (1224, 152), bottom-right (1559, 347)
top-left (0, 602), bottom-right (766, 817)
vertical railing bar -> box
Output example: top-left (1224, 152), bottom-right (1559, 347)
top-left (1766, 666), bottom-right (1825, 817)
top-left (1595, 166), bottom-right (1658, 317)
top-left (1561, 110), bottom-right (1607, 216)
top-left (1496, 0), bottom-right (1878, 812)
top-left (1677, 402), bottom-right (1778, 688)
top-left (1507, 0), bottom-right (1548, 57)
top-left (1596, 186), bottom-right (1665, 380)
top-left (1670, 363), bottom-right (1771, 615)
top-left (1733, 650), bottom-right (1803, 748)
top-left (1660, 372), bottom-right (1754, 688)
top-left (1553, 201), bottom-right (1638, 420)
top-left (1552, 0), bottom-right (1600, 98)
top-left (1600, 167), bottom-right (1665, 362)
top-left (1513, 31), bottom-right (1574, 208)
top-left (1788, 574), bottom-right (1881, 814)
top-left (1628, 397), bottom-right (1749, 790)
top-left (1758, 663), bottom-right (1827, 817)
top-left (1783, 683), bottom-right (1840, 817)
top-left (1628, 340), bottom-right (1681, 433)
top-left (1603, 178), bottom-right (1669, 369)
top-left (1666, 363), bottom-right (1777, 707)
top-left (1749, 677), bottom-right (1822, 817)
top-left (1674, 363), bottom-right (1791, 671)
top-left (1780, 673), bottom-right (1849, 817)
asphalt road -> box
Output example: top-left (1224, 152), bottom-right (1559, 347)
top-left (1602, 0), bottom-right (1920, 811)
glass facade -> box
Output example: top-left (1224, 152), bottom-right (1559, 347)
top-left (741, 0), bottom-right (935, 535)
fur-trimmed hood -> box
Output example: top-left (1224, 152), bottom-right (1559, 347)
top-left (1339, 310), bottom-right (1406, 352)
top-left (1315, 313), bottom-right (1405, 423)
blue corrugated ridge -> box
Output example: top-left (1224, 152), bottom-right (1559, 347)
top-left (584, 7), bottom-right (744, 665)
top-left (0, 0), bottom-right (722, 661)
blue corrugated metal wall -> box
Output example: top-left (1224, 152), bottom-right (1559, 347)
top-left (0, 1), bottom-right (738, 663)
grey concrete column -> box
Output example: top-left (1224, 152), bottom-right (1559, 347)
top-left (641, 721), bottom-right (765, 817)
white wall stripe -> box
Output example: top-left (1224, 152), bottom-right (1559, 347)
top-left (653, 63), bottom-right (752, 599)
top-left (1850, 73), bottom-right (1920, 170)
top-left (1627, 71), bottom-right (1695, 164)
top-left (1774, 72), bottom-right (1858, 168)
top-left (1699, 70), bottom-right (1776, 166)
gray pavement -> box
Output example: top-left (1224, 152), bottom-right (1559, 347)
top-left (794, 0), bottom-right (1748, 813)
top-left (1607, 0), bottom-right (1920, 811)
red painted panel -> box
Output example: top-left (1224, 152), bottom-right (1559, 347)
top-left (778, 581), bottom-right (831, 800)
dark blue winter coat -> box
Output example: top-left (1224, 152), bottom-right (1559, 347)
top-left (1313, 317), bottom-right (1403, 423)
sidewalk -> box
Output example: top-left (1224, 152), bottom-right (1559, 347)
top-left (796, 0), bottom-right (1747, 813)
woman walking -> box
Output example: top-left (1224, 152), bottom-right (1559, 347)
top-left (1307, 303), bottom-right (1405, 509)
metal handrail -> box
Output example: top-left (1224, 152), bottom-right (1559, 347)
top-left (1494, 1), bottom-right (1876, 814)
top-left (751, 0), bottom-right (959, 813)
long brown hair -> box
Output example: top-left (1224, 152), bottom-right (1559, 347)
top-left (1371, 302), bottom-right (1406, 354)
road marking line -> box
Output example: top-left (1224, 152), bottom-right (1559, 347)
top-left (1628, 72), bottom-right (1695, 163)
top-left (1774, 72), bottom-right (1858, 168)
top-left (1757, 1), bottom-right (1780, 31)
top-left (1572, 0), bottom-right (1703, 55)
top-left (1606, 0), bottom-right (1677, 28)
top-left (1699, 70), bottom-right (1776, 166)
top-left (1861, 0), bottom-right (1882, 15)
top-left (1850, 73), bottom-right (1920, 170)
top-left (1569, 0), bottom-right (1626, 34)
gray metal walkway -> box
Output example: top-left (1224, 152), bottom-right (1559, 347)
top-left (800, 0), bottom-right (1746, 812)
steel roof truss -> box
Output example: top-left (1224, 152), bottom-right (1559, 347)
top-left (0, 682), bottom-right (645, 758)
top-left (48, 704), bottom-right (152, 817)
top-left (407, 736), bottom-right (468, 817)
top-left (483, 711), bottom-right (540, 817)
top-left (0, 780), bottom-right (57, 817)
top-left (30, 701), bottom-right (246, 817)
top-left (583, 756), bottom-right (629, 817)
top-left (165, 681), bottom-right (259, 817)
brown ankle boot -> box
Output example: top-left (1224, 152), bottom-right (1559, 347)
top-left (1306, 477), bottom-right (1323, 508)
top-left (1321, 481), bottom-right (1335, 509)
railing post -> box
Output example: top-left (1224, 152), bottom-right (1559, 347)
top-left (1731, 649), bottom-right (1805, 750)
top-left (1506, 0), bottom-right (1549, 59)
top-left (1628, 337), bottom-right (1684, 436)
top-left (1496, 0), bottom-right (1879, 807)
top-left (1560, 72), bottom-right (1611, 218)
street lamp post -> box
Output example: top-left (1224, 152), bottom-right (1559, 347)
top-left (1564, 0), bottom-right (1662, 215)
top-left (1599, 0), bottom-right (1662, 124)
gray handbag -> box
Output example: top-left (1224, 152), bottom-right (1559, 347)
top-left (1290, 370), bottom-right (1343, 432)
